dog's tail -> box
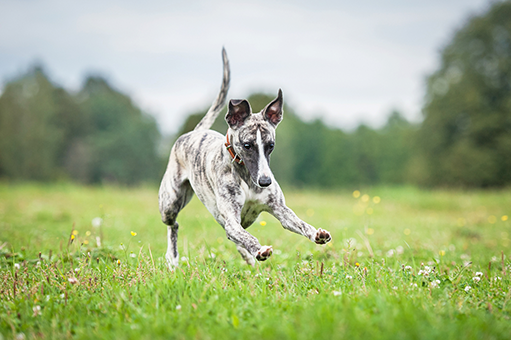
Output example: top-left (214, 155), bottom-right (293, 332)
top-left (194, 48), bottom-right (230, 131)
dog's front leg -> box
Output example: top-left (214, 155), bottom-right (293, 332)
top-left (216, 192), bottom-right (273, 262)
top-left (270, 204), bottom-right (332, 245)
top-left (223, 216), bottom-right (273, 262)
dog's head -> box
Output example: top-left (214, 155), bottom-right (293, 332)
top-left (225, 90), bottom-right (283, 188)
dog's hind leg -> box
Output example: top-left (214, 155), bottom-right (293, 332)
top-left (159, 164), bottom-right (194, 268)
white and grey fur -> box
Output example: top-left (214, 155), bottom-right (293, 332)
top-left (159, 48), bottom-right (331, 267)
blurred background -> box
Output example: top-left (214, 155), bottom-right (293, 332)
top-left (0, 0), bottom-right (510, 188)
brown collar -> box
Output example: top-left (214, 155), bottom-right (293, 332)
top-left (225, 133), bottom-right (244, 165)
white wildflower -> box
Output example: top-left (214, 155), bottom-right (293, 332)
top-left (176, 305), bottom-right (181, 310)
top-left (472, 276), bottom-right (480, 283)
top-left (386, 249), bottom-right (395, 257)
top-left (91, 217), bottom-right (103, 228)
top-left (68, 277), bottom-right (78, 285)
top-left (14, 263), bottom-right (20, 269)
top-left (404, 265), bottom-right (412, 271)
top-left (396, 246), bottom-right (404, 255)
top-left (430, 280), bottom-right (441, 288)
top-left (130, 253), bottom-right (136, 258)
top-left (464, 286), bottom-right (472, 292)
top-left (332, 291), bottom-right (342, 296)
top-left (346, 275), bottom-right (353, 279)
top-left (475, 272), bottom-right (483, 277)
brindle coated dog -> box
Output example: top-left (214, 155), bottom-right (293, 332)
top-left (159, 49), bottom-right (331, 267)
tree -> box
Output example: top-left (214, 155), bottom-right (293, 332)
top-left (0, 66), bottom-right (82, 181)
top-left (416, 1), bottom-right (511, 187)
top-left (0, 69), bottom-right (162, 185)
top-left (79, 76), bottom-right (162, 185)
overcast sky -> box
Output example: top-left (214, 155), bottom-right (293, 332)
top-left (0, 0), bottom-right (492, 134)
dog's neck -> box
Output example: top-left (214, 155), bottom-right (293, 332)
top-left (225, 131), bottom-right (244, 165)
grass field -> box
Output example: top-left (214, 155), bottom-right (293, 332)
top-left (0, 183), bottom-right (510, 339)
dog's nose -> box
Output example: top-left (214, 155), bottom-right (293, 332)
top-left (258, 176), bottom-right (272, 187)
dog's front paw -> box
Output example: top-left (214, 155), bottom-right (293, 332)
top-left (256, 245), bottom-right (273, 261)
top-left (314, 228), bottom-right (332, 244)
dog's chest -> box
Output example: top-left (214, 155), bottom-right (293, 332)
top-left (239, 181), bottom-right (271, 227)
top-left (240, 200), bottom-right (266, 228)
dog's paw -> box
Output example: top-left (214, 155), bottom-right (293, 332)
top-left (314, 228), bottom-right (332, 244)
top-left (256, 245), bottom-right (273, 261)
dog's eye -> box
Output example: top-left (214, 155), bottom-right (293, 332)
top-left (267, 143), bottom-right (275, 151)
top-left (243, 143), bottom-right (252, 150)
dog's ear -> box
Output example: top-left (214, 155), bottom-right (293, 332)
top-left (226, 99), bottom-right (251, 129)
top-left (262, 89), bottom-right (283, 127)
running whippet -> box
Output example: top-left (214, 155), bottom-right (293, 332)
top-left (159, 49), bottom-right (331, 266)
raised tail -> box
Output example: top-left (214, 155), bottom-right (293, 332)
top-left (194, 48), bottom-right (231, 131)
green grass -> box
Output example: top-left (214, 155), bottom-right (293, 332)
top-left (0, 183), bottom-right (510, 339)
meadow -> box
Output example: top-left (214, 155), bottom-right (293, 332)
top-left (0, 183), bottom-right (510, 339)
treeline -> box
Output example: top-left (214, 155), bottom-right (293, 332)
top-left (1, 1), bottom-right (510, 188)
top-left (179, 94), bottom-right (415, 188)
top-left (0, 67), bottom-right (161, 185)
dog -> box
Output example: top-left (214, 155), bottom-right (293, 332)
top-left (159, 48), bottom-right (332, 267)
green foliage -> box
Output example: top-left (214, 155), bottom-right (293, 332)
top-left (79, 77), bottom-right (162, 184)
top-left (1, 184), bottom-right (510, 339)
top-left (0, 67), bottom-right (81, 181)
top-left (178, 93), bottom-right (415, 189)
top-left (415, 1), bottom-right (511, 187)
top-left (0, 69), bottom-right (161, 185)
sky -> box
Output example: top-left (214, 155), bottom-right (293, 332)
top-left (0, 0), bottom-right (492, 134)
